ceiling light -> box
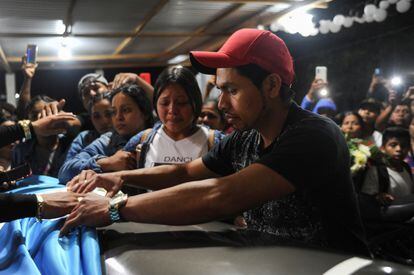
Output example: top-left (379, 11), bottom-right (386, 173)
top-left (55, 20), bottom-right (66, 35)
top-left (58, 45), bottom-right (72, 60)
top-left (168, 55), bottom-right (188, 64)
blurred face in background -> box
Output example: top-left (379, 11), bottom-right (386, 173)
top-left (81, 81), bottom-right (108, 110)
top-left (409, 118), bottom-right (414, 139)
top-left (358, 107), bottom-right (379, 125)
top-left (341, 114), bottom-right (362, 139)
top-left (91, 98), bottom-right (113, 134)
top-left (28, 100), bottom-right (47, 121)
top-left (156, 83), bottom-right (195, 139)
top-left (111, 92), bottom-right (146, 138)
top-left (198, 101), bottom-right (225, 131)
top-left (389, 105), bottom-right (410, 127)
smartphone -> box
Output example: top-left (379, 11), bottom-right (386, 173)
top-left (374, 68), bottom-right (381, 76)
top-left (315, 66), bottom-right (327, 82)
top-left (26, 44), bottom-right (38, 64)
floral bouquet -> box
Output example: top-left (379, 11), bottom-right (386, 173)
top-left (347, 138), bottom-right (382, 175)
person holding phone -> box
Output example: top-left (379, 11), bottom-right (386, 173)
top-left (16, 46), bottom-right (38, 120)
top-left (367, 69), bottom-right (389, 104)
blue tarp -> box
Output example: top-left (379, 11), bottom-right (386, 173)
top-left (0, 176), bottom-right (102, 275)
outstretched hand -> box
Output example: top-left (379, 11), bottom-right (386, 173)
top-left (59, 193), bottom-right (111, 237)
top-left (41, 191), bottom-right (85, 219)
top-left (67, 171), bottom-right (124, 197)
top-left (32, 112), bottom-right (77, 137)
top-left (38, 99), bottom-right (66, 119)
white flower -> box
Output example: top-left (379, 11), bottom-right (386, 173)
top-left (358, 144), bottom-right (371, 157)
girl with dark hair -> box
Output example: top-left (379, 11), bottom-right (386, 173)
top-left (58, 85), bottom-right (153, 183)
top-left (63, 92), bottom-right (113, 162)
top-left (122, 66), bottom-right (224, 169)
top-left (12, 95), bottom-right (73, 177)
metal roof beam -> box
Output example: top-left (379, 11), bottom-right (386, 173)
top-left (113, 0), bottom-right (169, 54)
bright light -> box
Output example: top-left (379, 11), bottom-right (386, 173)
top-left (266, 3), bottom-right (291, 13)
top-left (168, 54), bottom-right (188, 64)
top-left (277, 9), bottom-right (318, 37)
top-left (106, 258), bottom-right (126, 274)
top-left (58, 36), bottom-right (74, 60)
top-left (382, 267), bottom-right (392, 274)
top-left (319, 88), bottom-right (329, 97)
top-left (15, 93), bottom-right (20, 99)
top-left (391, 76), bottom-right (402, 86)
top-left (55, 20), bottom-right (66, 34)
top-left (58, 45), bottom-right (72, 60)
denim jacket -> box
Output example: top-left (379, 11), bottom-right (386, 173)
top-left (58, 131), bottom-right (127, 184)
top-left (64, 130), bottom-right (100, 161)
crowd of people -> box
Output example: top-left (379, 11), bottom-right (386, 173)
top-left (0, 28), bottom-right (413, 262)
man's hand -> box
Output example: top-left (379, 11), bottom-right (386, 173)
top-left (68, 171), bottom-right (124, 197)
top-left (38, 99), bottom-right (66, 118)
top-left (21, 55), bottom-right (38, 79)
top-left (307, 78), bottom-right (327, 101)
top-left (112, 73), bottom-right (141, 89)
top-left (97, 150), bottom-right (136, 172)
top-left (41, 191), bottom-right (85, 219)
top-left (67, 169), bottom-right (97, 189)
top-left (32, 112), bottom-right (77, 137)
top-left (376, 192), bottom-right (395, 205)
top-left (60, 193), bottom-right (111, 237)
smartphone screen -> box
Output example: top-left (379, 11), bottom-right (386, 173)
top-left (315, 66), bottom-right (327, 82)
top-left (26, 44), bottom-right (38, 64)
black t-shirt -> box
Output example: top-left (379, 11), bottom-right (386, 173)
top-left (202, 103), bottom-right (367, 253)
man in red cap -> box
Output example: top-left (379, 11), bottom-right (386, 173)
top-left (62, 29), bottom-right (367, 254)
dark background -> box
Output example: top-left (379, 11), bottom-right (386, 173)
top-left (1, 0), bottom-right (414, 114)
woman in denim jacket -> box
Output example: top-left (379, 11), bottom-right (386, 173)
top-left (58, 85), bottom-right (153, 183)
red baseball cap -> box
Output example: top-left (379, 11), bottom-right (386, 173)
top-left (190, 28), bottom-right (294, 85)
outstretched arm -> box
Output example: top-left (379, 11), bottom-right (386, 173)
top-left (60, 163), bottom-right (295, 234)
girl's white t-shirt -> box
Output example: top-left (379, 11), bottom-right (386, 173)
top-left (144, 125), bottom-right (209, 168)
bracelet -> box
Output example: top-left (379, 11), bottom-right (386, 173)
top-left (35, 194), bottom-right (44, 222)
top-left (18, 120), bottom-right (32, 141)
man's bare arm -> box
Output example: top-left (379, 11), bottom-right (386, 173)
top-left (119, 158), bottom-right (219, 190)
top-left (120, 163), bottom-right (295, 225)
top-left (69, 158), bottom-right (219, 195)
top-left (60, 163), bottom-right (295, 234)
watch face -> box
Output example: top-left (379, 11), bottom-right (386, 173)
top-left (111, 196), bottom-right (123, 206)
top-left (110, 193), bottom-right (127, 208)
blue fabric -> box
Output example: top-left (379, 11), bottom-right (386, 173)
top-left (300, 95), bottom-right (315, 111)
top-left (312, 98), bottom-right (337, 113)
top-left (0, 176), bottom-right (102, 275)
top-left (58, 131), bottom-right (127, 184)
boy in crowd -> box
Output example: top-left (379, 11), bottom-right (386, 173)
top-left (361, 127), bottom-right (413, 205)
top-left (358, 98), bottom-right (383, 147)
